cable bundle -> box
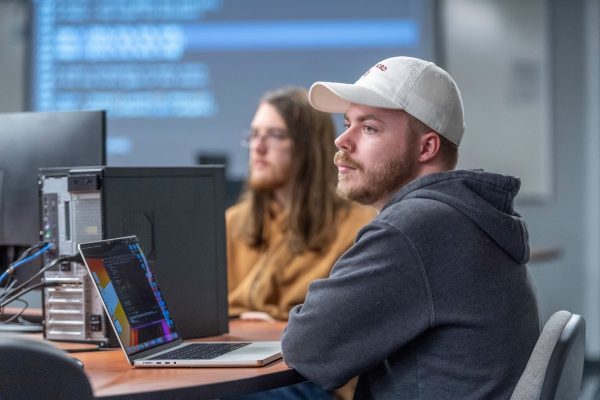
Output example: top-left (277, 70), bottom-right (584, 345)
top-left (0, 243), bottom-right (81, 329)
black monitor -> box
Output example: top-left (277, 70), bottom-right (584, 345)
top-left (0, 110), bottom-right (106, 252)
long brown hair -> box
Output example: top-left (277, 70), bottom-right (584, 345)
top-left (240, 86), bottom-right (348, 254)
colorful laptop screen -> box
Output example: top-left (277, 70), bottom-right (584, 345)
top-left (79, 236), bottom-right (179, 355)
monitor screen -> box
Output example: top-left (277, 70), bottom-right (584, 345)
top-left (79, 236), bottom-right (179, 355)
top-left (0, 110), bottom-right (106, 247)
top-left (29, 0), bottom-right (436, 180)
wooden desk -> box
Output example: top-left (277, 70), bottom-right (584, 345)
top-left (72, 320), bottom-right (303, 399)
top-left (6, 318), bottom-right (303, 400)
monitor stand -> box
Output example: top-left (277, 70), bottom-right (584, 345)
top-left (0, 287), bottom-right (44, 333)
top-left (0, 245), bottom-right (31, 275)
top-left (0, 245), bottom-right (19, 270)
top-left (1, 245), bottom-right (43, 288)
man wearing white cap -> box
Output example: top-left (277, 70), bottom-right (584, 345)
top-left (281, 57), bottom-right (541, 399)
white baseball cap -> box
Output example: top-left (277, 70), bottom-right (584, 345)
top-left (309, 56), bottom-right (465, 146)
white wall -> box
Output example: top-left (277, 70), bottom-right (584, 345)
top-left (442, 0), bottom-right (552, 201)
top-left (442, 0), bottom-right (600, 356)
top-left (584, 0), bottom-right (600, 356)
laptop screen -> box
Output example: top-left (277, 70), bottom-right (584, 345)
top-left (78, 236), bottom-right (180, 355)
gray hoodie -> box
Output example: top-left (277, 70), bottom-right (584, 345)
top-left (282, 169), bottom-right (541, 400)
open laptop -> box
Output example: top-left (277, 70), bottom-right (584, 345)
top-left (77, 236), bottom-right (281, 367)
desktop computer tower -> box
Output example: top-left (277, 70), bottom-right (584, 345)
top-left (39, 166), bottom-right (229, 346)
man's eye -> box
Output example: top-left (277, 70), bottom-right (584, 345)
top-left (364, 125), bottom-right (377, 134)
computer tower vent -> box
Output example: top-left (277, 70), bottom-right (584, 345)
top-left (122, 211), bottom-right (154, 259)
top-left (73, 196), bottom-right (102, 244)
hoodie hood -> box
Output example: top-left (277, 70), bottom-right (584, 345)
top-left (382, 169), bottom-right (529, 264)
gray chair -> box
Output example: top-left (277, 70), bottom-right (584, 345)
top-left (511, 310), bottom-right (586, 400)
top-left (0, 335), bottom-right (94, 400)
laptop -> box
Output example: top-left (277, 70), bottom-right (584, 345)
top-left (77, 236), bottom-right (282, 367)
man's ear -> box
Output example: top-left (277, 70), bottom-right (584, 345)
top-left (418, 132), bottom-right (441, 163)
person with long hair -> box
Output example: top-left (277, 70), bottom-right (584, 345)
top-left (227, 86), bottom-right (374, 323)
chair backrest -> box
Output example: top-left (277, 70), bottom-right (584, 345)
top-left (510, 310), bottom-right (586, 400)
top-left (0, 335), bottom-right (94, 400)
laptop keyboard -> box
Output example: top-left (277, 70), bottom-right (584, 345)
top-left (149, 343), bottom-right (251, 360)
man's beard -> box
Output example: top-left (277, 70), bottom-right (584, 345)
top-left (334, 150), bottom-right (418, 206)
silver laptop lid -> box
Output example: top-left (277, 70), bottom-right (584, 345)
top-left (78, 236), bottom-right (184, 362)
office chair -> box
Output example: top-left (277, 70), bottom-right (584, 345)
top-left (0, 335), bottom-right (94, 400)
top-left (510, 310), bottom-right (586, 400)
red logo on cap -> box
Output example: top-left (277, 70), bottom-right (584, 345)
top-left (362, 63), bottom-right (387, 77)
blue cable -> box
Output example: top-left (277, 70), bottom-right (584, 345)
top-left (0, 243), bottom-right (53, 286)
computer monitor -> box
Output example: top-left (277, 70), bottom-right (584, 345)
top-left (0, 110), bottom-right (106, 251)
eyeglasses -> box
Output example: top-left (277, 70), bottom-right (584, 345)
top-left (241, 128), bottom-right (291, 148)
